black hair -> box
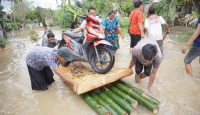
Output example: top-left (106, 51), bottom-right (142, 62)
top-left (148, 6), bottom-right (156, 15)
top-left (43, 24), bottom-right (47, 27)
top-left (134, 0), bottom-right (143, 8)
top-left (108, 9), bottom-right (116, 16)
top-left (47, 32), bottom-right (55, 39)
top-left (142, 44), bottom-right (157, 61)
top-left (88, 6), bottom-right (96, 12)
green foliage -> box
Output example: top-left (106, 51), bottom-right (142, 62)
top-left (178, 32), bottom-right (193, 40)
top-left (49, 22), bottom-right (53, 27)
top-left (118, 17), bottom-right (129, 28)
top-left (6, 23), bottom-right (18, 30)
top-left (0, 38), bottom-right (8, 45)
top-left (120, 0), bottom-right (134, 16)
top-left (55, 5), bottom-right (76, 28)
top-left (30, 30), bottom-right (39, 42)
top-left (192, 11), bottom-right (199, 18)
top-left (26, 19), bottom-right (33, 23)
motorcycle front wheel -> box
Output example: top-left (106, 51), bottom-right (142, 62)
top-left (90, 46), bottom-right (115, 74)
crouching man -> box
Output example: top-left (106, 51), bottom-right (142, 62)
top-left (26, 47), bottom-right (77, 91)
top-left (128, 38), bottom-right (162, 94)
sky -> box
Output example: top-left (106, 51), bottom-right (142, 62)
top-left (1, 0), bottom-right (65, 12)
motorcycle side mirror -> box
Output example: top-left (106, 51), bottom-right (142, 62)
top-left (76, 1), bottom-right (83, 8)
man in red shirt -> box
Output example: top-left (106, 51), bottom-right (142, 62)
top-left (129, 0), bottom-right (144, 53)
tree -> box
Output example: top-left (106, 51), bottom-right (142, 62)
top-left (13, 1), bottom-right (30, 26)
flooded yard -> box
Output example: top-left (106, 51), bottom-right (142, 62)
top-left (0, 26), bottom-right (200, 115)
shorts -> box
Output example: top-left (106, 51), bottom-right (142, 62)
top-left (129, 33), bottom-right (141, 48)
top-left (135, 61), bottom-right (152, 76)
top-left (27, 65), bottom-right (55, 90)
top-left (157, 40), bottom-right (163, 54)
top-left (184, 45), bottom-right (200, 64)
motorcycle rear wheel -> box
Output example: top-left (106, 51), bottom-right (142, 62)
top-left (90, 46), bottom-right (115, 74)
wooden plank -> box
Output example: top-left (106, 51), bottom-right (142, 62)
top-left (59, 62), bottom-right (133, 95)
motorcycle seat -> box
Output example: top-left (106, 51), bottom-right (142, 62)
top-left (63, 32), bottom-right (84, 39)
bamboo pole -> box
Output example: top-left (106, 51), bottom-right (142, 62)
top-left (81, 93), bottom-right (111, 115)
top-left (107, 85), bottom-right (138, 107)
top-left (102, 87), bottom-right (137, 115)
top-left (113, 82), bottom-right (159, 114)
top-left (97, 92), bottom-right (128, 115)
top-left (90, 93), bottom-right (118, 115)
top-left (118, 80), bottom-right (160, 105)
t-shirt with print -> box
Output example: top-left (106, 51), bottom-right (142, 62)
top-left (44, 28), bottom-right (52, 36)
top-left (132, 38), bottom-right (162, 68)
top-left (144, 15), bottom-right (166, 40)
top-left (129, 9), bottom-right (143, 35)
top-left (80, 16), bottom-right (101, 29)
top-left (26, 47), bottom-right (58, 71)
top-left (193, 17), bottom-right (200, 47)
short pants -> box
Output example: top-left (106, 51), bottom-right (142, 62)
top-left (157, 40), bottom-right (163, 54)
top-left (135, 61), bottom-right (153, 76)
top-left (184, 45), bottom-right (200, 64)
top-left (27, 65), bottom-right (55, 90)
top-left (129, 33), bottom-right (141, 48)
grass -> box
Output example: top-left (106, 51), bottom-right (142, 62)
top-left (178, 32), bottom-right (193, 40)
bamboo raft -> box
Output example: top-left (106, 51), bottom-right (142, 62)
top-left (59, 62), bottom-right (133, 95)
top-left (59, 62), bottom-right (160, 114)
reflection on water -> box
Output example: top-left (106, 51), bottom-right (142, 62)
top-left (0, 27), bottom-right (200, 115)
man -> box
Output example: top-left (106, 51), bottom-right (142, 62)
top-left (71, 6), bottom-right (100, 33)
top-left (144, 6), bottom-right (170, 54)
top-left (182, 17), bottom-right (200, 76)
top-left (128, 38), bottom-right (162, 94)
top-left (42, 32), bottom-right (59, 48)
top-left (41, 24), bottom-right (52, 38)
top-left (26, 47), bottom-right (77, 91)
top-left (129, 0), bottom-right (144, 53)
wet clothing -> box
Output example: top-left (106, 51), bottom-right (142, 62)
top-left (132, 38), bottom-right (162, 68)
top-left (130, 34), bottom-right (141, 48)
top-left (193, 17), bottom-right (200, 47)
top-left (42, 37), bottom-right (58, 48)
top-left (26, 47), bottom-right (58, 90)
top-left (136, 61), bottom-right (152, 76)
top-left (129, 9), bottom-right (143, 35)
top-left (27, 65), bottom-right (55, 90)
top-left (184, 17), bottom-right (200, 64)
top-left (184, 46), bottom-right (200, 64)
top-left (26, 47), bottom-right (58, 71)
top-left (102, 17), bottom-right (120, 50)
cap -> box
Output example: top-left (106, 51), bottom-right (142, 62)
top-left (57, 47), bottom-right (73, 61)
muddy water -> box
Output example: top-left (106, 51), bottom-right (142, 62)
top-left (0, 27), bottom-right (200, 115)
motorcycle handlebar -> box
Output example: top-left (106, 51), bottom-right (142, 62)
top-left (77, 15), bottom-right (88, 18)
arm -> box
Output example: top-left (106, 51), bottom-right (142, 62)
top-left (53, 68), bottom-right (77, 91)
top-left (182, 24), bottom-right (200, 54)
top-left (102, 26), bottom-right (106, 33)
top-left (163, 23), bottom-right (170, 34)
top-left (41, 32), bottom-right (46, 38)
top-left (117, 24), bottom-right (124, 39)
top-left (143, 68), bottom-right (158, 95)
top-left (71, 27), bottom-right (83, 33)
top-left (128, 60), bottom-right (136, 69)
top-left (144, 27), bottom-right (147, 34)
top-left (138, 23), bottom-right (144, 38)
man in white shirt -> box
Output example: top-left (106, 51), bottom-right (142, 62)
top-left (144, 6), bottom-right (170, 54)
top-left (71, 6), bottom-right (101, 33)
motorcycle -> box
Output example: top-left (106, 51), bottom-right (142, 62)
top-left (58, 2), bottom-right (115, 74)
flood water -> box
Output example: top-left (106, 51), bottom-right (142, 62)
top-left (0, 26), bottom-right (200, 115)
